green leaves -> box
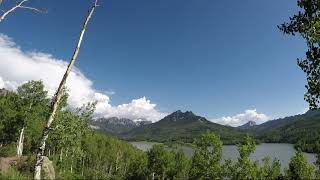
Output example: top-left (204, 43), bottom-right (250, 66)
top-left (279, 0), bottom-right (320, 109)
top-left (147, 144), bottom-right (190, 179)
top-left (189, 132), bottom-right (223, 179)
top-left (227, 134), bottom-right (260, 180)
top-left (285, 149), bottom-right (315, 179)
top-left (238, 134), bottom-right (256, 159)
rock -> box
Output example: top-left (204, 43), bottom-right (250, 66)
top-left (0, 88), bottom-right (9, 96)
top-left (42, 156), bottom-right (55, 180)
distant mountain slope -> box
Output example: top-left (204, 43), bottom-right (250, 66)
top-left (250, 110), bottom-right (320, 152)
top-left (249, 109), bottom-right (320, 135)
top-left (90, 117), bottom-right (151, 135)
top-left (93, 110), bottom-right (320, 152)
top-left (120, 110), bottom-right (245, 144)
top-left (238, 121), bottom-right (256, 129)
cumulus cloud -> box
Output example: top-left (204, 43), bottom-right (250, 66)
top-left (212, 109), bottom-right (270, 127)
top-left (0, 34), bottom-right (166, 122)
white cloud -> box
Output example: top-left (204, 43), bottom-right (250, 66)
top-left (299, 107), bottom-right (309, 115)
top-left (0, 34), bottom-right (166, 122)
top-left (212, 109), bottom-right (270, 127)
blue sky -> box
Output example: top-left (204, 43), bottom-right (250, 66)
top-left (0, 0), bottom-right (309, 125)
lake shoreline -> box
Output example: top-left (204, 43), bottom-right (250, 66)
top-left (130, 141), bottom-right (317, 171)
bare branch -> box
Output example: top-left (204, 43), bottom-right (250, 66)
top-left (0, 0), bottom-right (45, 23)
top-left (19, 6), bottom-right (47, 13)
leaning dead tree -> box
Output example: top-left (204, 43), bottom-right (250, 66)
top-left (0, 0), bottom-right (44, 23)
top-left (33, 0), bottom-right (98, 179)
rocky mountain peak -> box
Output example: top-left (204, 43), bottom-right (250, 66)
top-left (238, 120), bottom-right (257, 129)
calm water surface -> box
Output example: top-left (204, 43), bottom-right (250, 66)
top-left (130, 142), bottom-right (317, 170)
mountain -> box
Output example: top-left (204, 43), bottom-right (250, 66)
top-left (238, 121), bottom-right (256, 129)
top-left (248, 109), bottom-right (320, 152)
top-left (249, 109), bottom-right (320, 135)
top-left (91, 109), bottom-right (320, 152)
top-left (90, 117), bottom-right (152, 135)
top-left (120, 110), bottom-right (246, 144)
top-left (92, 110), bottom-right (320, 153)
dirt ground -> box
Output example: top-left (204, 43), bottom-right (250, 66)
top-left (0, 156), bottom-right (27, 173)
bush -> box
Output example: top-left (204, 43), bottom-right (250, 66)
top-left (0, 144), bottom-right (16, 157)
top-left (0, 168), bottom-right (30, 180)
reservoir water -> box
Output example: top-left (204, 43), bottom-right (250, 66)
top-left (130, 142), bottom-right (317, 170)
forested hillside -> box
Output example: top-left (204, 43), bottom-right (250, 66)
top-left (250, 110), bottom-right (320, 153)
top-left (0, 81), bottom-right (149, 179)
top-left (120, 110), bottom-right (246, 144)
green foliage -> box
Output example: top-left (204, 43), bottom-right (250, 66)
top-left (285, 149), bottom-right (315, 179)
top-left (0, 144), bottom-right (16, 157)
top-left (147, 144), bottom-right (190, 180)
top-left (0, 81), bottom-right (49, 154)
top-left (279, 0), bottom-right (320, 109)
top-left (171, 149), bottom-right (190, 179)
top-left (147, 144), bottom-right (173, 179)
top-left (0, 168), bottom-right (29, 180)
top-left (226, 135), bottom-right (260, 180)
top-left (0, 92), bottom-right (24, 145)
top-left (238, 135), bottom-right (256, 159)
top-left (258, 157), bottom-right (281, 180)
top-left (17, 80), bottom-right (48, 106)
top-left (189, 132), bottom-right (223, 179)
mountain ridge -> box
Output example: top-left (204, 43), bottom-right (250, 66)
top-left (119, 110), bottom-right (246, 144)
top-left (90, 117), bottom-right (152, 135)
top-left (238, 120), bottom-right (257, 129)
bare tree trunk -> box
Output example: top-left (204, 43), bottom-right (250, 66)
top-left (70, 154), bottom-right (73, 173)
top-left (59, 148), bottom-right (63, 162)
top-left (33, 1), bottom-right (98, 179)
top-left (17, 127), bottom-right (24, 157)
top-left (0, 0), bottom-right (43, 23)
top-left (152, 172), bottom-right (155, 180)
top-left (109, 164), bottom-right (113, 175)
top-left (115, 152), bottom-right (119, 172)
top-left (81, 157), bottom-right (84, 176)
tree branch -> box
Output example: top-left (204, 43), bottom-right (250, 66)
top-left (0, 0), bottom-right (45, 23)
top-left (19, 5), bottom-right (46, 13)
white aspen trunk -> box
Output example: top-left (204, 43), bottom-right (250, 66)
top-left (59, 149), bottom-right (63, 174)
top-left (115, 153), bottom-right (119, 172)
top-left (70, 154), bottom-right (73, 173)
top-left (60, 148), bottom-right (63, 162)
top-left (70, 163), bottom-right (73, 173)
top-left (109, 164), bottom-right (113, 175)
top-left (17, 102), bottom-right (32, 158)
top-left (17, 127), bottom-right (24, 157)
top-left (81, 157), bottom-right (84, 176)
top-left (33, 1), bottom-right (98, 179)
top-left (152, 172), bottom-right (155, 180)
